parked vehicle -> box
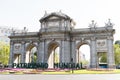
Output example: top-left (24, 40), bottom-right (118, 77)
top-left (116, 64), bottom-right (120, 69)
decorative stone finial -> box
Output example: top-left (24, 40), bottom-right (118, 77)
top-left (105, 19), bottom-right (114, 27)
top-left (59, 10), bottom-right (62, 13)
top-left (11, 28), bottom-right (15, 34)
top-left (22, 27), bottom-right (28, 33)
top-left (44, 10), bottom-right (47, 16)
top-left (70, 19), bottom-right (76, 28)
top-left (88, 20), bottom-right (97, 28)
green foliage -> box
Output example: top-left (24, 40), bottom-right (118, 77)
top-left (100, 53), bottom-right (107, 63)
top-left (115, 40), bottom-right (120, 45)
top-left (33, 52), bottom-right (37, 63)
top-left (0, 41), bottom-right (10, 65)
top-left (81, 60), bottom-right (89, 65)
top-left (54, 52), bottom-right (59, 63)
top-left (114, 44), bottom-right (120, 65)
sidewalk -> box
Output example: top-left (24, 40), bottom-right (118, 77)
top-left (0, 74), bottom-right (120, 80)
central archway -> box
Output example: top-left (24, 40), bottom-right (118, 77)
top-left (47, 41), bottom-right (60, 68)
top-left (76, 41), bottom-right (90, 68)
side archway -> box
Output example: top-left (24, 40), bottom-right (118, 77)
top-left (47, 41), bottom-right (60, 68)
top-left (76, 40), bottom-right (90, 68)
top-left (25, 43), bottom-right (38, 63)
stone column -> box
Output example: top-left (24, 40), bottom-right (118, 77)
top-left (21, 41), bottom-right (26, 63)
top-left (60, 40), bottom-right (63, 63)
top-left (60, 40), bottom-right (64, 63)
top-left (60, 40), bottom-right (70, 63)
top-left (38, 39), bottom-right (46, 63)
top-left (44, 40), bottom-right (48, 63)
top-left (76, 49), bottom-right (79, 63)
top-left (36, 42), bottom-right (40, 63)
top-left (96, 53), bottom-right (99, 68)
top-left (66, 40), bottom-right (70, 63)
top-left (71, 40), bottom-right (76, 63)
top-left (107, 36), bottom-right (115, 68)
top-left (90, 37), bottom-right (97, 68)
top-left (9, 41), bottom-right (14, 67)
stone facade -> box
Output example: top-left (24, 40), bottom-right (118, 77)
top-left (9, 12), bottom-right (115, 68)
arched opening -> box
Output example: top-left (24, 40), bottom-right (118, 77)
top-left (14, 54), bottom-right (21, 64)
top-left (47, 42), bottom-right (60, 68)
top-left (13, 44), bottom-right (21, 64)
top-left (98, 52), bottom-right (107, 68)
top-left (76, 43), bottom-right (90, 68)
top-left (26, 43), bottom-right (37, 63)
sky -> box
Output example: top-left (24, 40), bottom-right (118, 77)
top-left (0, 0), bottom-right (120, 60)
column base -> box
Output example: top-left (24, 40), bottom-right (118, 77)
top-left (90, 64), bottom-right (98, 68)
top-left (108, 64), bottom-right (116, 69)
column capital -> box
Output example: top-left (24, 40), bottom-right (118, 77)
top-left (71, 38), bottom-right (75, 41)
top-left (40, 38), bottom-right (46, 41)
top-left (37, 41), bottom-right (40, 44)
top-left (107, 36), bottom-right (113, 40)
top-left (10, 41), bottom-right (14, 45)
top-left (91, 37), bottom-right (96, 41)
top-left (21, 41), bottom-right (25, 44)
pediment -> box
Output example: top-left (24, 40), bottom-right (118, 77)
top-left (40, 12), bottom-right (70, 22)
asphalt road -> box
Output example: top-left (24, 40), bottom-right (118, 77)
top-left (0, 74), bottom-right (120, 80)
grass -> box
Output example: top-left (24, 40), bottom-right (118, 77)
top-left (1, 69), bottom-right (120, 74)
top-left (74, 70), bottom-right (114, 74)
top-left (42, 69), bottom-right (120, 74)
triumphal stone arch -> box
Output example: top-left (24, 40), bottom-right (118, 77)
top-left (9, 12), bottom-right (115, 68)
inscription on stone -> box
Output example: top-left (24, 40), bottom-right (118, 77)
top-left (48, 21), bottom-right (59, 27)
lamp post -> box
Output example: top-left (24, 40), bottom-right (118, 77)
top-left (71, 58), bottom-right (74, 73)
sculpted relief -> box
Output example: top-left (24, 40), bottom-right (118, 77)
top-left (97, 40), bottom-right (106, 47)
top-left (96, 39), bottom-right (107, 52)
top-left (14, 44), bottom-right (21, 53)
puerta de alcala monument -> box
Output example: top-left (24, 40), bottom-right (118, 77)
top-left (9, 11), bottom-right (115, 69)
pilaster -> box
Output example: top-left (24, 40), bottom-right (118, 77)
top-left (9, 41), bottom-right (14, 67)
top-left (90, 37), bottom-right (97, 68)
top-left (71, 39), bottom-right (76, 63)
top-left (36, 42), bottom-right (40, 63)
top-left (107, 36), bottom-right (115, 68)
top-left (60, 40), bottom-right (70, 63)
top-left (44, 40), bottom-right (48, 63)
top-left (21, 41), bottom-right (26, 63)
top-left (38, 39), bottom-right (46, 63)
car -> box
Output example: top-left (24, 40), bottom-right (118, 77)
top-left (116, 64), bottom-right (120, 69)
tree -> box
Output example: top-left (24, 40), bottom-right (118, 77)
top-left (114, 44), bottom-right (120, 65)
top-left (81, 60), bottom-right (89, 65)
top-left (33, 52), bottom-right (37, 63)
top-left (0, 41), bottom-right (10, 65)
top-left (100, 53), bottom-right (107, 63)
top-left (54, 52), bottom-right (59, 63)
top-left (115, 40), bottom-right (120, 45)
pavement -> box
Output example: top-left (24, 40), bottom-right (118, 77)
top-left (0, 74), bottom-right (120, 80)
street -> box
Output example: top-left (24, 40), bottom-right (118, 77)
top-left (0, 74), bottom-right (120, 80)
